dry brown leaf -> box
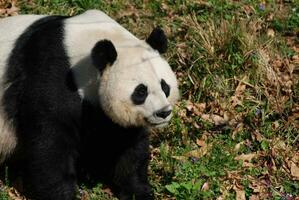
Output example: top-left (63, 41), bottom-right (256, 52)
top-left (196, 103), bottom-right (206, 112)
top-left (231, 95), bottom-right (242, 107)
top-left (234, 142), bottom-right (244, 151)
top-left (290, 161), bottom-right (299, 180)
top-left (233, 186), bottom-right (246, 200)
top-left (194, 1), bottom-right (211, 8)
top-left (201, 114), bottom-right (210, 121)
top-left (243, 162), bottom-right (254, 167)
top-left (201, 114), bottom-right (228, 125)
top-left (0, 1), bottom-right (19, 17)
top-left (102, 187), bottom-right (114, 196)
top-left (292, 55), bottom-right (299, 63)
top-left (201, 182), bottom-right (209, 191)
top-left (193, 122), bottom-right (200, 129)
top-left (272, 121), bottom-right (279, 130)
top-left (267, 29), bottom-right (275, 37)
top-left (253, 130), bottom-right (262, 142)
top-left (185, 101), bottom-right (205, 116)
top-left (196, 139), bottom-right (206, 147)
top-left (7, 187), bottom-right (25, 200)
top-left (291, 153), bottom-right (299, 162)
top-left (272, 138), bottom-right (287, 151)
top-left (0, 8), bottom-right (6, 15)
top-left (171, 155), bottom-right (188, 162)
top-left (249, 180), bottom-right (268, 194)
top-left (6, 2), bottom-right (19, 15)
top-left (185, 148), bottom-right (207, 159)
top-left (185, 143), bottom-right (210, 159)
top-left (235, 84), bottom-right (246, 96)
top-left (235, 153), bottom-right (257, 162)
top-left (211, 114), bottom-right (227, 125)
top-left (218, 181), bottom-right (234, 200)
top-left (249, 195), bottom-right (260, 200)
top-left (80, 190), bottom-right (89, 200)
top-left (186, 101), bottom-right (194, 111)
top-left (232, 123), bottom-right (244, 139)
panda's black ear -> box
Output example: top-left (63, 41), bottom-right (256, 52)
top-left (91, 40), bottom-right (117, 73)
top-left (146, 27), bottom-right (168, 54)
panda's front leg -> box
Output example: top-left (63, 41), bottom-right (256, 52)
top-left (113, 134), bottom-right (154, 200)
top-left (21, 123), bottom-right (78, 200)
top-left (116, 157), bottom-right (154, 200)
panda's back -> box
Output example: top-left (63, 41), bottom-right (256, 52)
top-left (0, 15), bottom-right (45, 79)
top-left (64, 10), bottom-right (140, 66)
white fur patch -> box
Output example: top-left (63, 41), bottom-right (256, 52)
top-left (0, 107), bottom-right (16, 163)
top-left (0, 15), bottom-right (44, 161)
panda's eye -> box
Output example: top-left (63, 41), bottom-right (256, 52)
top-left (131, 84), bottom-right (148, 105)
top-left (161, 79), bottom-right (170, 97)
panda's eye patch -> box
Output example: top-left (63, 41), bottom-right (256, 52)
top-left (131, 84), bottom-right (148, 105)
top-left (161, 79), bottom-right (170, 97)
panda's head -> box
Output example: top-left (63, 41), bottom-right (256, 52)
top-left (91, 28), bottom-right (179, 128)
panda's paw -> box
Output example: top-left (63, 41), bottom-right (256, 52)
top-left (118, 192), bottom-right (155, 200)
top-left (135, 193), bottom-right (155, 200)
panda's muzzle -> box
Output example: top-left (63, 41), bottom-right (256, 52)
top-left (154, 109), bottom-right (172, 119)
top-left (145, 106), bottom-right (172, 127)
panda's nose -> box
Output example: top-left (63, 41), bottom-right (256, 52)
top-left (155, 108), bottom-right (172, 119)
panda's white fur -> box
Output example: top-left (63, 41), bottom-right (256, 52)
top-left (64, 10), bottom-right (179, 127)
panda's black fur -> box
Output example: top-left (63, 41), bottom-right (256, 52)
top-left (0, 11), bottom-right (174, 200)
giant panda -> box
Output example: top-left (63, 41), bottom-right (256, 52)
top-left (0, 10), bottom-right (179, 200)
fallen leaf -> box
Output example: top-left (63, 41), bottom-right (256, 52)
top-left (185, 101), bottom-right (205, 116)
top-left (232, 123), bottom-right (244, 139)
top-left (185, 143), bottom-right (210, 159)
top-left (234, 142), bottom-right (244, 151)
top-left (267, 28), bottom-right (275, 37)
top-left (233, 186), bottom-right (246, 200)
top-left (201, 114), bottom-right (210, 121)
top-left (193, 122), bottom-right (200, 129)
top-left (80, 190), bottom-right (89, 200)
top-left (235, 153), bottom-right (257, 161)
top-left (201, 182), bottom-right (209, 191)
top-left (102, 187), bottom-right (114, 196)
top-left (171, 155), bottom-right (188, 162)
top-left (231, 95), bottom-right (243, 108)
top-left (253, 130), bottom-right (262, 142)
top-left (0, 1), bottom-right (19, 17)
top-left (196, 139), bottom-right (206, 147)
top-left (7, 187), bottom-right (25, 200)
top-left (211, 114), bottom-right (227, 125)
top-left (249, 195), bottom-right (260, 200)
top-left (6, 3), bottom-right (19, 15)
top-left (243, 162), bottom-right (254, 167)
top-left (196, 102), bottom-right (206, 112)
top-left (235, 84), bottom-right (246, 96)
top-left (290, 161), bottom-right (299, 180)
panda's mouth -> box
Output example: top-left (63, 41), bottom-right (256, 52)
top-left (145, 118), bottom-right (169, 128)
top-left (150, 121), bottom-right (168, 126)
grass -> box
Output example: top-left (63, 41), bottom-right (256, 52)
top-left (1, 0), bottom-right (299, 199)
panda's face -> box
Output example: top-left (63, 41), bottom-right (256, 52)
top-left (98, 45), bottom-right (179, 128)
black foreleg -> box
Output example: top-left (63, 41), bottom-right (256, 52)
top-left (113, 134), bottom-right (154, 200)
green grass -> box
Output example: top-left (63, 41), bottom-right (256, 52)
top-left (1, 0), bottom-right (299, 199)
top-left (0, 193), bottom-right (9, 200)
